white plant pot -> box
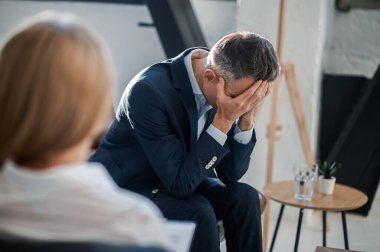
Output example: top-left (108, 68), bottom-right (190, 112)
top-left (319, 176), bottom-right (336, 195)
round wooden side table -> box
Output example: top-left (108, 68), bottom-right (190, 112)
top-left (263, 180), bottom-right (368, 252)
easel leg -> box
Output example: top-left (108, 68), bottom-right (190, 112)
top-left (263, 75), bottom-right (282, 251)
top-left (283, 64), bottom-right (315, 165)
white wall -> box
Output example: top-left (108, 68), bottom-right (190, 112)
top-left (192, 0), bottom-right (236, 46)
top-left (0, 0), bottom-right (166, 108)
top-left (323, 7), bottom-right (380, 78)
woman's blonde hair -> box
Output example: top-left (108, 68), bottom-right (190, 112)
top-left (0, 12), bottom-right (114, 165)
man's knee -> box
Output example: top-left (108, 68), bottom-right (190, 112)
top-left (224, 183), bottom-right (261, 213)
top-left (188, 196), bottom-right (219, 229)
top-left (186, 196), bottom-right (220, 251)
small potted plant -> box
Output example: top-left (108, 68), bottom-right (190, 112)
top-left (318, 161), bottom-right (339, 195)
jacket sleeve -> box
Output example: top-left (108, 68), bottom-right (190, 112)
top-left (124, 82), bottom-right (230, 198)
top-left (215, 125), bottom-right (257, 184)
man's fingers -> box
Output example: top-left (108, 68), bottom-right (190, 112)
top-left (216, 77), bottom-right (225, 88)
top-left (256, 81), bottom-right (271, 99)
top-left (236, 80), bottom-right (264, 102)
top-left (218, 76), bottom-right (225, 86)
top-left (228, 79), bottom-right (270, 116)
top-left (257, 81), bottom-right (268, 97)
top-left (261, 82), bottom-right (270, 97)
top-left (245, 82), bottom-right (267, 106)
top-left (216, 77), bottom-right (226, 95)
top-left (265, 83), bottom-right (272, 96)
top-left (248, 81), bottom-right (266, 100)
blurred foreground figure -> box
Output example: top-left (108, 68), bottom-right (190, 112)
top-left (0, 11), bottom-right (169, 250)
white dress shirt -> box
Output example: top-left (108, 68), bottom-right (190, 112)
top-left (183, 49), bottom-right (253, 145)
top-left (0, 160), bottom-right (170, 248)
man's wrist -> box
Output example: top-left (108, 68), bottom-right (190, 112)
top-left (238, 115), bottom-right (254, 131)
top-left (213, 114), bottom-right (233, 134)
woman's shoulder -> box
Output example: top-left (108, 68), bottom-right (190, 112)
top-left (67, 161), bottom-right (121, 192)
top-left (73, 162), bottom-right (162, 215)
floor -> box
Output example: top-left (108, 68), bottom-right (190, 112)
top-left (221, 188), bottom-right (380, 252)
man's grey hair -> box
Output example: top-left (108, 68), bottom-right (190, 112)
top-left (207, 31), bottom-right (280, 83)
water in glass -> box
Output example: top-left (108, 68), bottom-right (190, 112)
top-left (294, 163), bottom-right (318, 201)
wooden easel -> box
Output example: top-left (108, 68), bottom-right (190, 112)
top-left (262, 0), bottom-right (317, 250)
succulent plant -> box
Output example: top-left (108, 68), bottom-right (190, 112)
top-left (318, 161), bottom-right (340, 179)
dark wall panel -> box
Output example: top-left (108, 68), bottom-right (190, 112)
top-left (318, 75), bottom-right (368, 161)
top-left (318, 66), bottom-right (380, 215)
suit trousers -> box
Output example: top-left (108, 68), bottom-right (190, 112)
top-left (150, 178), bottom-right (262, 252)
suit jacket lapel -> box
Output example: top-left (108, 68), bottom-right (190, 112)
top-left (171, 48), bottom-right (200, 149)
top-left (198, 109), bottom-right (216, 138)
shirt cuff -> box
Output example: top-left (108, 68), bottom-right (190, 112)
top-left (206, 124), bottom-right (227, 146)
top-left (233, 124), bottom-right (254, 145)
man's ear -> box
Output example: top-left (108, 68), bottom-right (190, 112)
top-left (203, 69), bottom-right (217, 83)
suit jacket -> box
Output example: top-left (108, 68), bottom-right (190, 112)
top-left (90, 48), bottom-right (257, 199)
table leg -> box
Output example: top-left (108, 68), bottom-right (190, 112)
top-left (294, 208), bottom-right (304, 252)
top-left (269, 204), bottom-right (285, 252)
top-left (322, 211), bottom-right (327, 247)
top-left (342, 211), bottom-right (349, 249)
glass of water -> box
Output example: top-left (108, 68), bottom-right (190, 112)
top-left (293, 163), bottom-right (318, 201)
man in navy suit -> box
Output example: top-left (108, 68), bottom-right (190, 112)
top-left (91, 32), bottom-right (279, 252)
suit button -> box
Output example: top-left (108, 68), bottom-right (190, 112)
top-left (205, 164), bottom-right (210, 169)
top-left (212, 156), bottom-right (217, 162)
top-left (152, 189), bottom-right (159, 194)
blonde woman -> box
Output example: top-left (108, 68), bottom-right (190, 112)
top-left (0, 12), bottom-right (169, 250)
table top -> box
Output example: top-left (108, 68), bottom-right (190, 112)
top-left (263, 180), bottom-right (368, 211)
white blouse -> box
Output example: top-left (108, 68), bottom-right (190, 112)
top-left (0, 160), bottom-right (170, 249)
